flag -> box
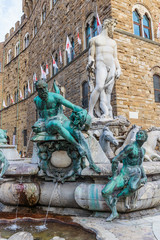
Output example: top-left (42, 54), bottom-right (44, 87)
top-left (33, 73), bottom-right (37, 82)
top-left (3, 100), bottom-right (6, 108)
top-left (66, 36), bottom-right (72, 55)
top-left (46, 63), bottom-right (49, 75)
top-left (77, 32), bottom-right (81, 45)
top-left (11, 95), bottom-right (14, 104)
top-left (59, 50), bottom-right (63, 64)
top-left (19, 90), bottom-right (23, 100)
top-left (41, 66), bottom-right (46, 79)
top-left (97, 12), bottom-right (102, 34)
top-left (157, 21), bottom-right (160, 38)
top-left (28, 80), bottom-right (31, 93)
top-left (52, 56), bottom-right (58, 69)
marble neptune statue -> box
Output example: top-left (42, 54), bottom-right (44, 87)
top-left (87, 18), bottom-right (121, 120)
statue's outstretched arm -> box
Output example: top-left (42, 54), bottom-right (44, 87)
top-left (56, 94), bottom-right (82, 112)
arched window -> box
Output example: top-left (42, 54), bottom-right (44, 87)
top-left (7, 94), bottom-right (10, 106)
top-left (24, 85), bottom-right (26, 99)
top-left (153, 74), bottom-right (160, 103)
top-left (92, 17), bottom-right (98, 37)
top-left (132, 4), bottom-right (153, 40)
top-left (14, 90), bottom-right (18, 103)
top-left (86, 23), bottom-right (91, 48)
top-left (143, 14), bottom-right (151, 39)
top-left (133, 10), bottom-right (141, 36)
top-left (53, 54), bottom-right (58, 75)
top-left (24, 33), bottom-right (29, 49)
top-left (7, 49), bottom-right (12, 63)
top-left (42, 3), bottom-right (46, 23)
top-left (71, 38), bottom-right (75, 61)
top-left (82, 81), bottom-right (89, 108)
top-left (33, 20), bottom-right (37, 37)
top-left (15, 41), bottom-right (20, 57)
top-left (26, 83), bottom-right (28, 98)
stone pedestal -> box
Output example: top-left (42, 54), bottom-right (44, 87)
top-left (0, 145), bottom-right (20, 161)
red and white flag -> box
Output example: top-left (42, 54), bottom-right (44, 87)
top-left (66, 36), bottom-right (72, 55)
top-left (11, 95), bottom-right (14, 104)
top-left (157, 20), bottom-right (160, 38)
top-left (19, 90), bottom-right (23, 100)
top-left (46, 63), bottom-right (49, 75)
top-left (59, 50), bottom-right (63, 64)
top-left (97, 12), bottom-right (102, 34)
top-left (52, 56), bottom-right (58, 69)
top-left (41, 66), bottom-right (46, 79)
top-left (77, 32), bottom-right (81, 45)
top-left (33, 73), bottom-right (37, 82)
top-left (28, 80), bottom-right (31, 93)
top-left (3, 100), bottom-right (6, 108)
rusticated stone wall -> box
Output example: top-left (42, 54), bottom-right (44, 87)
top-left (0, 0), bottom-right (160, 156)
top-left (0, 42), bottom-right (4, 108)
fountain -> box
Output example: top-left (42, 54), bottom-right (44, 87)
top-left (0, 18), bottom-right (160, 239)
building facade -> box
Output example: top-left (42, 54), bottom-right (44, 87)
top-left (0, 0), bottom-right (160, 156)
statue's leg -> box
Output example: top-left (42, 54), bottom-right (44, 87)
top-left (46, 120), bottom-right (86, 157)
top-left (68, 128), bottom-right (101, 173)
top-left (117, 174), bottom-right (141, 198)
top-left (99, 90), bottom-right (109, 117)
top-left (88, 64), bottom-right (107, 118)
top-left (104, 67), bottom-right (116, 118)
top-left (102, 175), bottom-right (125, 221)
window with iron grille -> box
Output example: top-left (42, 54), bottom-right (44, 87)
top-left (153, 74), bottom-right (160, 103)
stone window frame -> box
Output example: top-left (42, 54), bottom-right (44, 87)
top-left (50, 0), bottom-right (57, 10)
top-left (15, 41), bottom-right (20, 57)
top-left (84, 12), bottom-right (98, 49)
top-left (7, 49), bottom-right (12, 64)
top-left (24, 32), bottom-right (29, 49)
top-left (41, 2), bottom-right (47, 25)
top-left (151, 66), bottom-right (160, 103)
top-left (33, 19), bottom-right (38, 38)
top-left (14, 89), bottom-right (18, 103)
top-left (132, 4), bottom-right (154, 40)
top-left (7, 94), bottom-right (10, 107)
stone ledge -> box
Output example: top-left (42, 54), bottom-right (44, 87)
top-left (5, 163), bottom-right (39, 176)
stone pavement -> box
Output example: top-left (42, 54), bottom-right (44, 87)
top-left (73, 214), bottom-right (160, 240)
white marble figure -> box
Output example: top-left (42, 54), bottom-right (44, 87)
top-left (115, 125), bottom-right (141, 156)
top-left (87, 18), bottom-right (121, 120)
top-left (143, 127), bottom-right (160, 161)
top-left (99, 126), bottom-right (118, 159)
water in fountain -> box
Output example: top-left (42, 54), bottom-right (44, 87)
top-left (35, 182), bottom-right (58, 231)
top-left (5, 177), bottom-right (24, 231)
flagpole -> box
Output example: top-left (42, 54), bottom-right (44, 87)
top-left (16, 29), bottom-right (21, 146)
top-left (1, 46), bottom-right (5, 128)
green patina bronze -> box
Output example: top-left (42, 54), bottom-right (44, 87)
top-left (0, 129), bottom-right (9, 178)
top-left (32, 79), bottom-right (100, 182)
top-left (0, 129), bottom-right (7, 145)
top-left (102, 130), bottom-right (148, 221)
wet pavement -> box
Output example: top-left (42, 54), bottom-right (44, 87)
top-left (73, 214), bottom-right (160, 240)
